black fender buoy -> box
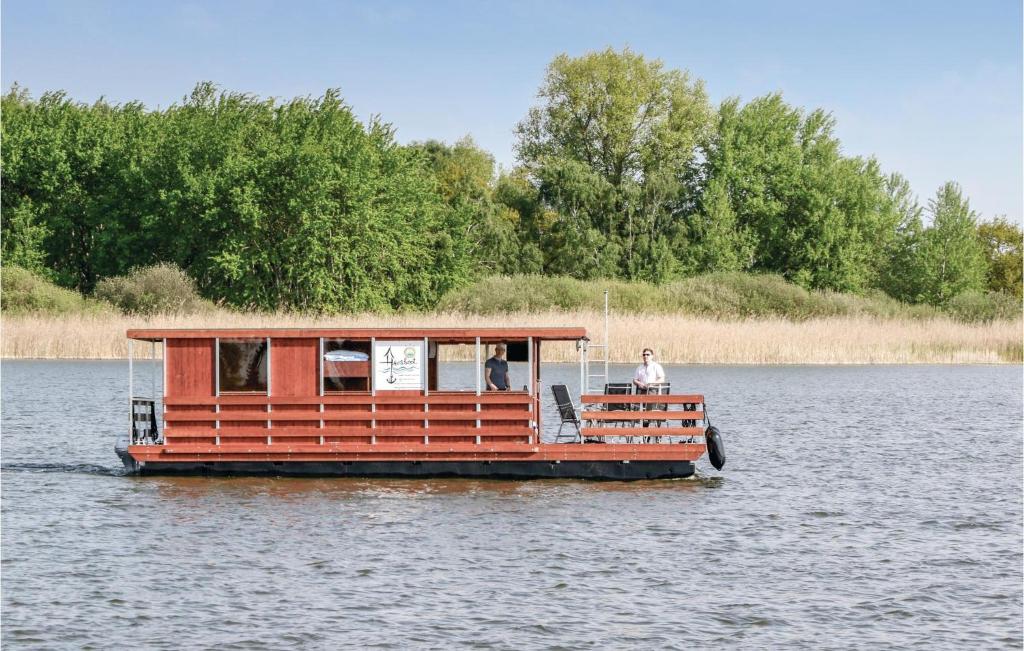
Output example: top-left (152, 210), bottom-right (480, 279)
top-left (706, 426), bottom-right (726, 470)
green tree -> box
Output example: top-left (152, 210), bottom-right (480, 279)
top-left (515, 47), bottom-right (712, 279)
top-left (677, 177), bottom-right (755, 274)
top-left (976, 216), bottom-right (1023, 299)
top-left (911, 182), bottom-right (988, 304)
top-left (703, 94), bottom-right (896, 292)
top-left (411, 136), bottom-right (539, 276)
top-left (0, 201), bottom-right (50, 274)
top-left (2, 83), bottom-right (473, 312)
top-left (876, 172), bottom-right (924, 301)
top-left (493, 169), bottom-right (546, 274)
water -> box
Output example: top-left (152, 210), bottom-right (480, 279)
top-left (2, 361), bottom-right (1021, 649)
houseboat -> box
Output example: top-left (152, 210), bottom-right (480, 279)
top-left (116, 326), bottom-right (725, 480)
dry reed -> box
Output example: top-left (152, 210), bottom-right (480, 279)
top-left (3, 311), bottom-right (1021, 364)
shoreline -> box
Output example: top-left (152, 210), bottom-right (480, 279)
top-left (3, 312), bottom-right (1020, 364)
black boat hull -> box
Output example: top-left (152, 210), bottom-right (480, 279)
top-left (131, 459), bottom-right (696, 480)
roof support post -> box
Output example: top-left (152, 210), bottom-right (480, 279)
top-left (527, 336), bottom-right (534, 443)
top-left (370, 337), bottom-right (376, 443)
top-left (266, 336), bottom-right (272, 444)
top-left (162, 338), bottom-right (167, 435)
top-left (318, 337), bottom-right (325, 444)
top-left (214, 338), bottom-right (220, 443)
top-left (128, 339), bottom-right (133, 443)
top-left (423, 336), bottom-right (429, 444)
top-left (475, 337), bottom-right (481, 444)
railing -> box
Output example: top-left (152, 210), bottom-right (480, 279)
top-left (579, 394), bottom-right (706, 442)
top-left (160, 392), bottom-right (535, 446)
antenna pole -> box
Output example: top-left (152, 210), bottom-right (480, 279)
top-left (604, 289), bottom-right (609, 382)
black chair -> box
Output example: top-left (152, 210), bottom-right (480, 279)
top-left (603, 382), bottom-right (633, 420)
top-left (551, 384), bottom-right (581, 442)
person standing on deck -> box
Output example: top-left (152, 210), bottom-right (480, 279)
top-left (633, 348), bottom-right (666, 391)
top-left (485, 344), bottom-right (510, 391)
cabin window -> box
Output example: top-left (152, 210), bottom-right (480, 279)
top-left (323, 339), bottom-right (371, 392)
top-left (219, 339), bottom-right (268, 393)
top-left (433, 343), bottom-right (475, 391)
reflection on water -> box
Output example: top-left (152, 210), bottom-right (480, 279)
top-left (144, 474), bottom-right (719, 503)
top-left (2, 361), bottom-right (1021, 649)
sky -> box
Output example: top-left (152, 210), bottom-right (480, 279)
top-left (3, 0), bottom-right (1021, 223)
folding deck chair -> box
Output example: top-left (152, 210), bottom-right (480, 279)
top-left (551, 384), bottom-right (581, 442)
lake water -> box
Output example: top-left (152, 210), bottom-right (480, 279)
top-left (2, 361), bottom-right (1021, 649)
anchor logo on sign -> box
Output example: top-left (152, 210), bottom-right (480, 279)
top-left (383, 347), bottom-right (397, 384)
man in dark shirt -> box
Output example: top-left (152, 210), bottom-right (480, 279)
top-left (484, 344), bottom-right (510, 391)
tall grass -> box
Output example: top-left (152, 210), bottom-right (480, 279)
top-left (3, 269), bottom-right (1019, 363)
top-left (3, 310), bottom-right (1020, 363)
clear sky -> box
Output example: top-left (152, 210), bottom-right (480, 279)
top-left (3, 0), bottom-right (1021, 223)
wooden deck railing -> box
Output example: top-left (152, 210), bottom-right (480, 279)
top-left (161, 392), bottom-right (535, 446)
top-left (579, 394), bottom-right (706, 440)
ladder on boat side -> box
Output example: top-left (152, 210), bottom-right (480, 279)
top-left (580, 290), bottom-right (610, 395)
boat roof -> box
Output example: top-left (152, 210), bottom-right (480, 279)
top-left (127, 327), bottom-right (588, 343)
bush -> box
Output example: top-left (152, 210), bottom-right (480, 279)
top-left (1, 265), bottom-right (113, 315)
top-left (942, 290), bottom-right (1023, 323)
top-left (93, 263), bottom-right (214, 315)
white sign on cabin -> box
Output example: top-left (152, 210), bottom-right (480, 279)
top-left (373, 340), bottom-right (424, 391)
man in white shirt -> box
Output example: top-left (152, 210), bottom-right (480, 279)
top-left (633, 348), bottom-right (666, 391)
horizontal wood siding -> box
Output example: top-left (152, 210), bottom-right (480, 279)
top-left (162, 391), bottom-right (535, 447)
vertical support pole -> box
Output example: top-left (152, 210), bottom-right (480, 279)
top-left (475, 336), bottom-right (481, 444)
top-left (604, 289), bottom-right (609, 385)
top-left (534, 339), bottom-right (542, 442)
top-left (370, 336), bottom-right (376, 444)
top-left (527, 337), bottom-right (534, 395)
top-left (162, 338), bottom-right (167, 434)
top-left (151, 341), bottom-right (156, 400)
top-left (578, 339), bottom-right (586, 444)
top-left (475, 338), bottom-right (482, 396)
top-left (214, 338), bottom-right (220, 396)
top-left (266, 337), bottom-right (272, 444)
top-left (128, 339), bottom-right (133, 443)
top-left (151, 340), bottom-right (157, 444)
top-left (527, 336), bottom-right (534, 443)
top-left (318, 337), bottom-right (324, 445)
top-left (370, 337), bottom-right (376, 397)
top-left (423, 336), bottom-right (429, 444)
top-left (214, 337), bottom-right (220, 445)
top-left (578, 339), bottom-right (585, 404)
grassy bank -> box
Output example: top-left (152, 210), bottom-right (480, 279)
top-left (3, 311), bottom-right (1020, 364)
top-left (438, 274), bottom-right (1022, 322)
top-left (3, 268), bottom-right (1020, 363)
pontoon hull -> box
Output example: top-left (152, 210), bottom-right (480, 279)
top-left (127, 459), bottom-right (695, 480)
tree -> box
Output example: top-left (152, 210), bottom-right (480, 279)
top-left (911, 183), bottom-right (988, 304)
top-left (976, 217), bottom-right (1022, 299)
top-left (701, 93), bottom-right (896, 292)
top-left (677, 176), bottom-right (755, 274)
top-left (514, 47), bottom-right (712, 279)
top-left (875, 172), bottom-right (924, 301)
top-left (411, 136), bottom-right (540, 276)
top-left (2, 83), bottom-right (474, 312)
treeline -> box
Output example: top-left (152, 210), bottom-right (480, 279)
top-left (2, 48), bottom-right (1021, 313)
